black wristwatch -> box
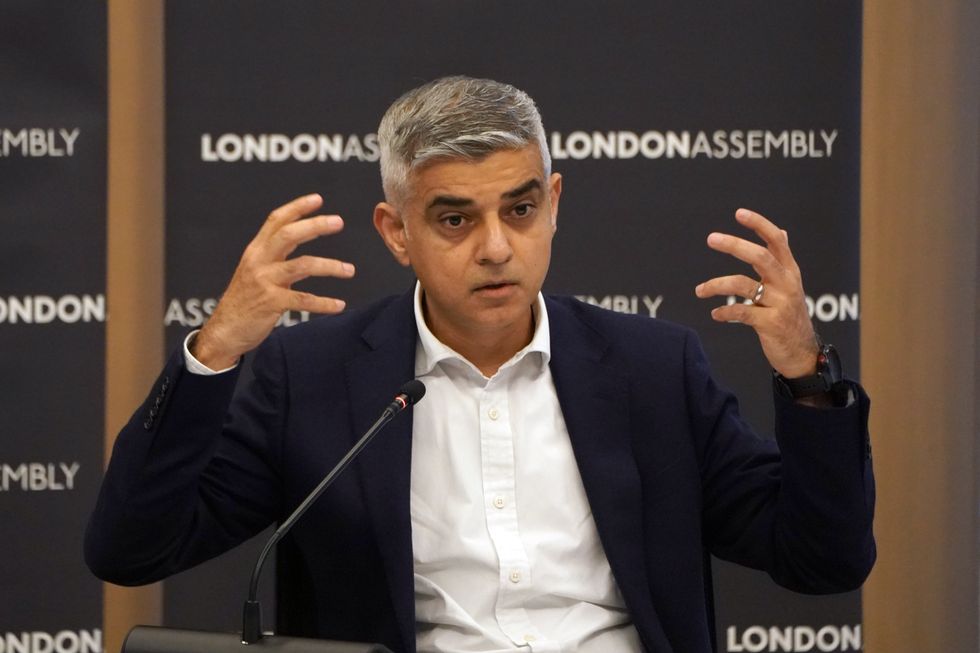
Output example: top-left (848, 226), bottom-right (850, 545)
top-left (773, 342), bottom-right (846, 403)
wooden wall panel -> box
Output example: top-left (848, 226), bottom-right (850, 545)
top-left (105, 1), bottom-right (165, 652)
top-left (861, 1), bottom-right (979, 651)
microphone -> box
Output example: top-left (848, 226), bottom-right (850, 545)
top-left (242, 379), bottom-right (426, 643)
top-left (122, 380), bottom-right (426, 653)
top-left (385, 379), bottom-right (426, 416)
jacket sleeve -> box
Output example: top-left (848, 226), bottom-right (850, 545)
top-left (686, 331), bottom-right (876, 593)
top-left (84, 333), bottom-right (289, 586)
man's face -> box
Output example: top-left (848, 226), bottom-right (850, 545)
top-left (374, 145), bottom-right (562, 347)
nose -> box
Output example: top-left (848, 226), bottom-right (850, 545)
top-left (476, 216), bottom-right (513, 265)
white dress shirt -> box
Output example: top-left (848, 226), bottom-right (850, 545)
top-left (183, 286), bottom-right (641, 652)
top-left (409, 285), bottom-right (640, 653)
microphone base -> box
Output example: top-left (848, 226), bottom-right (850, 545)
top-left (123, 626), bottom-right (393, 653)
top-left (242, 600), bottom-right (263, 644)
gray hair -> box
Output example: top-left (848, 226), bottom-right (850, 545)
top-left (378, 76), bottom-right (551, 206)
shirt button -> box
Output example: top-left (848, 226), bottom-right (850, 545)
top-left (509, 570), bottom-right (521, 583)
top-left (523, 634), bottom-right (536, 643)
top-left (492, 495), bottom-right (506, 509)
top-left (488, 408), bottom-right (499, 420)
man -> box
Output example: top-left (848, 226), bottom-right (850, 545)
top-left (86, 76), bottom-right (875, 653)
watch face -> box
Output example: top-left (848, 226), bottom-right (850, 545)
top-left (819, 344), bottom-right (843, 384)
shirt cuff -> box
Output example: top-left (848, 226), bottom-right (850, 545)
top-left (183, 330), bottom-right (239, 376)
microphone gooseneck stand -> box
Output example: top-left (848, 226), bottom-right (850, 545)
top-left (242, 379), bottom-right (426, 645)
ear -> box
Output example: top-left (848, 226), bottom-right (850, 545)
top-left (547, 172), bottom-right (563, 232)
top-left (373, 202), bottom-right (411, 267)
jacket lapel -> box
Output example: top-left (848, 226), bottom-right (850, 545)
top-left (345, 291), bottom-right (419, 653)
top-left (546, 297), bottom-right (673, 652)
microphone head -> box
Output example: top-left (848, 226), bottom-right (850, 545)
top-left (398, 379), bottom-right (426, 406)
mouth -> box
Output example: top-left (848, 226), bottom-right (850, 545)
top-left (473, 280), bottom-right (519, 295)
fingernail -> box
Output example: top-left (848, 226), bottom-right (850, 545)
top-left (342, 262), bottom-right (355, 274)
top-left (326, 215), bottom-right (343, 228)
top-left (335, 299), bottom-right (346, 310)
top-left (707, 233), bottom-right (723, 246)
top-left (306, 193), bottom-right (322, 203)
top-left (695, 283), bottom-right (703, 295)
top-left (735, 208), bottom-right (750, 220)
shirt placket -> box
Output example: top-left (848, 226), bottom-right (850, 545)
top-left (479, 373), bottom-right (559, 652)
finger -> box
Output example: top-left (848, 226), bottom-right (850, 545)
top-left (710, 302), bottom-right (772, 325)
top-left (734, 208), bottom-right (797, 272)
top-left (285, 289), bottom-right (347, 314)
top-left (695, 274), bottom-right (760, 300)
top-left (274, 255), bottom-right (356, 285)
top-left (256, 193), bottom-right (324, 239)
top-left (706, 232), bottom-right (784, 279)
top-left (268, 214), bottom-right (345, 259)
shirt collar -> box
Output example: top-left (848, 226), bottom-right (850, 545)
top-left (413, 281), bottom-right (551, 377)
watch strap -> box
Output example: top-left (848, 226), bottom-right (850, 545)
top-left (773, 343), bottom-right (844, 400)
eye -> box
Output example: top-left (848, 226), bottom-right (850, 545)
top-left (512, 202), bottom-right (535, 218)
top-left (440, 214), bottom-right (466, 229)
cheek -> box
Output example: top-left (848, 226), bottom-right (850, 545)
top-left (408, 244), bottom-right (466, 282)
top-left (529, 233), bottom-right (554, 267)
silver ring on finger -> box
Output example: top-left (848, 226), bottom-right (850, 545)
top-left (750, 281), bottom-right (765, 306)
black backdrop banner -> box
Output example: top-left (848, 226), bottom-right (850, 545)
top-left (0, 1), bottom-right (107, 649)
top-left (164, 1), bottom-right (862, 650)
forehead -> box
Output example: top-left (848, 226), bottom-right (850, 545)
top-left (405, 146), bottom-right (546, 207)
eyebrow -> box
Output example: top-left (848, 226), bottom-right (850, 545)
top-left (502, 178), bottom-right (542, 199)
top-left (426, 178), bottom-right (543, 210)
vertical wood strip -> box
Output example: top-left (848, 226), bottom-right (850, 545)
top-left (861, 0), bottom-right (979, 650)
top-left (105, 1), bottom-right (165, 651)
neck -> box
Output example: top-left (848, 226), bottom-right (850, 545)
top-left (424, 306), bottom-right (535, 378)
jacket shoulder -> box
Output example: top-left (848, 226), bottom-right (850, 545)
top-left (269, 293), bottom-right (408, 354)
top-left (546, 294), bottom-right (695, 355)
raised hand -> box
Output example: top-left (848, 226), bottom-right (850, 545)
top-left (694, 208), bottom-right (818, 379)
top-left (191, 194), bottom-right (355, 369)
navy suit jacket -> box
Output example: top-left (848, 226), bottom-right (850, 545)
top-left (85, 291), bottom-right (875, 653)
